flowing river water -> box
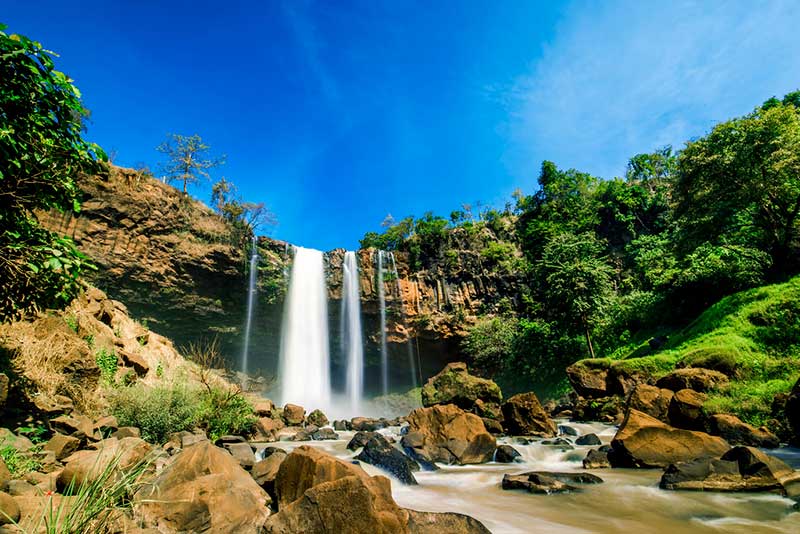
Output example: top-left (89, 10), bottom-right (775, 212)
top-left (256, 420), bottom-right (800, 533)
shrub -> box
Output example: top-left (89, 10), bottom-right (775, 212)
top-left (0, 443), bottom-right (42, 477)
top-left (94, 348), bottom-right (118, 384)
top-left (110, 383), bottom-right (199, 444)
top-left (197, 387), bottom-right (255, 441)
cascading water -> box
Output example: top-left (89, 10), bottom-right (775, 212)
top-left (341, 251), bottom-right (364, 412)
top-left (377, 251), bottom-right (389, 396)
top-left (390, 252), bottom-right (420, 388)
top-left (278, 247), bottom-right (331, 409)
top-left (241, 235), bottom-right (258, 379)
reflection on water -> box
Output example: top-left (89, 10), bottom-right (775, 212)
top-left (256, 420), bottom-right (800, 534)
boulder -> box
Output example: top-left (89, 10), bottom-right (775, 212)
top-left (660, 446), bottom-right (800, 497)
top-left (401, 404), bottom-right (496, 465)
top-left (708, 413), bottom-right (779, 448)
top-left (333, 420), bottom-right (350, 431)
top-left (502, 471), bottom-right (603, 494)
top-left (473, 399), bottom-right (503, 421)
top-left (120, 350), bottom-right (149, 376)
top-left (355, 433), bottom-right (419, 485)
top-left (351, 417), bottom-right (387, 432)
top-left (0, 458), bottom-right (10, 489)
top-left (608, 410), bottom-right (729, 468)
top-left (494, 445), bottom-right (521, 463)
top-left (252, 449), bottom-right (287, 496)
top-left (0, 491), bottom-right (20, 525)
top-left (305, 409), bottom-right (329, 428)
top-left (558, 425), bottom-right (578, 436)
top-left (575, 433), bottom-right (601, 446)
top-left (94, 415), bottom-right (119, 435)
top-left (33, 394), bottom-right (74, 416)
top-left (267, 446), bottom-right (488, 534)
top-left (58, 437), bottom-right (151, 491)
top-left (421, 362), bottom-right (502, 410)
top-left (566, 361), bottom-right (609, 398)
top-left (668, 389), bottom-right (707, 431)
top-left (43, 433), bottom-right (81, 461)
top-left (254, 417), bottom-right (284, 441)
top-left (656, 368), bottom-right (729, 393)
top-left (347, 431), bottom-right (379, 451)
top-left (225, 442), bottom-right (256, 470)
top-left (49, 414), bottom-right (95, 442)
top-left (282, 404), bottom-right (305, 426)
top-left (582, 449), bottom-right (610, 469)
top-left (405, 509), bottom-right (491, 534)
top-left (252, 399), bottom-right (275, 417)
top-left (606, 366), bottom-right (648, 397)
top-left (0, 429), bottom-right (34, 452)
top-left (135, 441), bottom-right (270, 533)
top-left (481, 417), bottom-right (504, 434)
top-left (572, 396), bottom-right (624, 424)
top-left (627, 384), bottom-right (673, 422)
top-left (501, 393), bottom-right (556, 437)
top-left (112, 427), bottom-right (141, 440)
top-left (311, 428), bottom-right (338, 441)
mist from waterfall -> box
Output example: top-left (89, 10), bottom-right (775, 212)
top-left (278, 246), bottom-right (331, 409)
top-left (377, 251), bottom-right (389, 396)
top-left (390, 252), bottom-right (420, 388)
top-left (241, 235), bottom-right (258, 379)
top-left (341, 251), bottom-right (365, 412)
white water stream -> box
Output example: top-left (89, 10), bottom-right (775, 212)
top-left (342, 251), bottom-right (364, 413)
top-left (277, 247), bottom-right (331, 409)
top-left (377, 250), bottom-right (389, 396)
top-left (255, 421), bottom-right (800, 534)
top-left (240, 235), bottom-right (258, 379)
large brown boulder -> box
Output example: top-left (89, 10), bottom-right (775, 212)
top-left (58, 437), bottom-right (151, 491)
top-left (627, 385), bottom-right (673, 422)
top-left (708, 414), bottom-right (779, 448)
top-left (501, 393), bottom-right (557, 437)
top-left (136, 441), bottom-right (270, 533)
top-left (668, 389), bottom-right (707, 431)
top-left (266, 445), bottom-right (489, 534)
top-left (421, 362), bottom-right (502, 410)
top-left (660, 446), bottom-right (800, 497)
top-left (656, 368), bottom-right (729, 393)
top-left (282, 404), bottom-right (305, 426)
top-left (566, 361), bottom-right (609, 398)
top-left (608, 410), bottom-right (729, 468)
top-left (401, 405), bottom-right (496, 465)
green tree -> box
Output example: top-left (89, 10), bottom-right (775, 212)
top-left (0, 26), bottom-right (105, 320)
top-left (676, 101), bottom-right (800, 273)
top-left (537, 232), bottom-right (614, 358)
top-left (157, 133), bottom-right (225, 194)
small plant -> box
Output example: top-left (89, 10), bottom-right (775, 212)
top-left (64, 315), bottom-right (78, 333)
top-left (0, 442), bottom-right (43, 477)
top-left (197, 386), bottom-right (256, 441)
top-left (110, 383), bottom-right (199, 443)
top-left (95, 348), bottom-right (118, 385)
top-left (83, 334), bottom-right (94, 349)
top-left (155, 362), bottom-right (163, 378)
top-left (16, 424), bottom-right (48, 444)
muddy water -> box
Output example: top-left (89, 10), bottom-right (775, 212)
top-left (257, 421), bottom-right (800, 534)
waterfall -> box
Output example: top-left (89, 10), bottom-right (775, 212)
top-left (377, 251), bottom-right (389, 396)
top-left (278, 247), bottom-right (331, 409)
top-left (341, 251), bottom-right (364, 412)
top-left (390, 252), bottom-right (420, 388)
top-left (241, 235), bottom-right (258, 379)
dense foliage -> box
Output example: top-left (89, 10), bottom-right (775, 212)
top-left (362, 91), bottom-right (800, 398)
top-left (0, 26), bottom-right (105, 321)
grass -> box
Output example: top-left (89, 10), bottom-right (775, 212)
top-left (0, 443), bottom-right (42, 477)
top-left (577, 275), bottom-right (800, 426)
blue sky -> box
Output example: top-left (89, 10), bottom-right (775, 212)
top-left (5, 1), bottom-right (800, 250)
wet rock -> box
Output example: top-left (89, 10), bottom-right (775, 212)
top-left (421, 362), bottom-right (502, 410)
top-left (541, 438), bottom-right (572, 447)
top-left (502, 471), bottom-right (603, 494)
top-left (401, 404), bottom-right (496, 465)
top-left (512, 437), bottom-right (531, 446)
top-left (627, 384), bottom-right (673, 422)
top-left (305, 409), bottom-right (329, 428)
top-left (136, 441), bottom-right (270, 533)
top-left (494, 445), bottom-right (521, 463)
top-left (708, 413), bottom-right (779, 448)
top-left (311, 428), bottom-right (338, 440)
top-left (254, 417), bottom-right (284, 442)
top-left (43, 433), bottom-right (81, 461)
top-left (572, 396), bottom-right (624, 424)
top-left (252, 449), bottom-right (287, 498)
top-left (608, 410), bottom-right (729, 468)
top-left (501, 393), bottom-right (557, 437)
top-left (566, 361), bottom-right (609, 398)
top-left (333, 419), bottom-right (350, 431)
top-left (252, 399), bottom-right (275, 417)
top-left (558, 425), bottom-right (578, 436)
top-left (0, 491), bottom-right (20, 525)
top-left (282, 404), bottom-right (305, 426)
top-left (575, 433), bottom-right (601, 446)
top-left (656, 368), bottom-right (729, 393)
top-left (347, 431), bottom-right (378, 451)
top-left (215, 435), bottom-right (247, 446)
top-left (668, 389), bottom-right (707, 431)
top-left (225, 442), bottom-right (256, 470)
top-left (351, 417), bottom-right (387, 432)
top-left (582, 449), bottom-right (611, 469)
top-left (58, 437), bottom-right (151, 491)
top-left (660, 446), bottom-right (800, 497)
top-left (356, 433), bottom-right (419, 485)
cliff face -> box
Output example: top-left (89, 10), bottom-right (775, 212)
top-left (39, 167), bottom-right (522, 389)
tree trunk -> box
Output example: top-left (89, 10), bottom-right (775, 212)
top-left (582, 316), bottom-right (595, 359)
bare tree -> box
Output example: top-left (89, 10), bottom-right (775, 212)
top-left (156, 134), bottom-right (225, 194)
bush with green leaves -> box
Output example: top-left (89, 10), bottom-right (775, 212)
top-left (110, 383), bottom-right (199, 444)
top-left (197, 386), bottom-right (256, 441)
top-left (0, 25), bottom-right (105, 321)
top-left (95, 348), bottom-right (118, 384)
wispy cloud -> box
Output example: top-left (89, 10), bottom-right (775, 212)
top-left (502, 0), bottom-right (800, 182)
